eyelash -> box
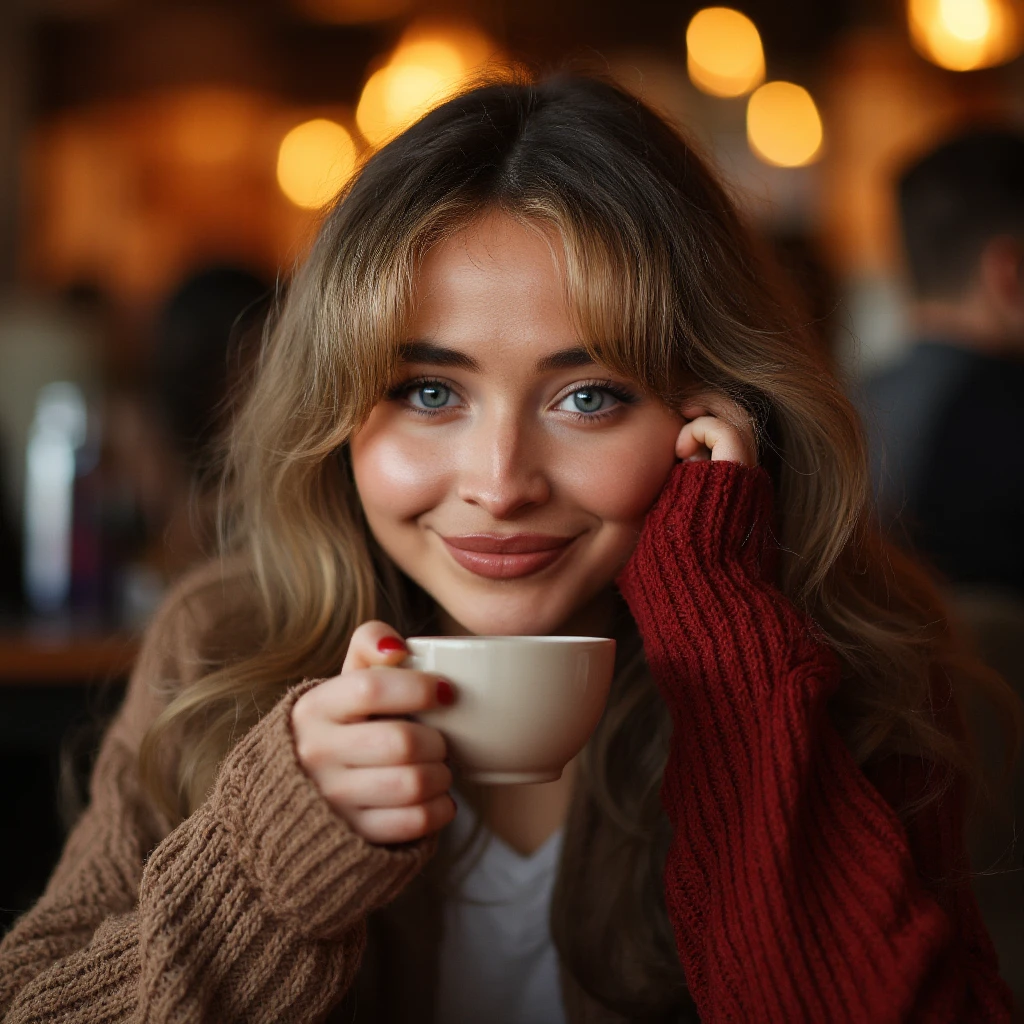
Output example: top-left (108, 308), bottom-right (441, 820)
top-left (385, 376), bottom-right (639, 421)
top-left (384, 377), bottom-right (453, 417)
top-left (558, 379), bottom-right (640, 422)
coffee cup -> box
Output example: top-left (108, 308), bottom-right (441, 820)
top-left (405, 635), bottom-right (616, 785)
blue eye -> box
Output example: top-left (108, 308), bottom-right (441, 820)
top-left (409, 383), bottom-right (454, 410)
top-left (570, 389), bottom-right (607, 413)
top-left (557, 386), bottom-right (623, 416)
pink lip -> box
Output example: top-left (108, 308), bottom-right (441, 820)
top-left (441, 533), bottom-right (577, 579)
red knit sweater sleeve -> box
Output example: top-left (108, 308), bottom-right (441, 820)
top-left (616, 459), bottom-right (1012, 1023)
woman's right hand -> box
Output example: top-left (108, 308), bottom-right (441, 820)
top-left (290, 621), bottom-right (457, 845)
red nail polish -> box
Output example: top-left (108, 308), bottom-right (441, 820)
top-left (377, 636), bottom-right (407, 654)
top-left (436, 679), bottom-right (456, 705)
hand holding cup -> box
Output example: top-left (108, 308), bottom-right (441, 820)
top-left (290, 621), bottom-right (457, 845)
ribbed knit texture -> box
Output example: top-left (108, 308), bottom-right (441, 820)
top-left (616, 459), bottom-right (1012, 1023)
top-left (0, 626), bottom-right (434, 1022)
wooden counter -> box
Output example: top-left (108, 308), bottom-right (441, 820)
top-left (0, 631), bottom-right (138, 685)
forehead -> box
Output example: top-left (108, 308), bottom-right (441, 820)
top-left (407, 214), bottom-right (575, 358)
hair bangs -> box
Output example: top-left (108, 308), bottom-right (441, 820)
top-left (501, 201), bottom-right (689, 406)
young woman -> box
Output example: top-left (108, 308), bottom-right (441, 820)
top-left (0, 76), bottom-right (1016, 1023)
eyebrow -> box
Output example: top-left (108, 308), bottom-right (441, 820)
top-left (536, 347), bottom-right (599, 372)
top-left (398, 340), bottom-right (599, 373)
top-left (398, 341), bottom-right (478, 370)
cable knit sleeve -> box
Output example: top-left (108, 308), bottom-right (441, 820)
top-left (616, 459), bottom-right (1012, 1024)
top-left (0, 574), bottom-right (433, 1023)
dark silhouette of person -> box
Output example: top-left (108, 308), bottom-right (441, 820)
top-left (151, 265), bottom-right (272, 479)
top-left (858, 128), bottom-right (1024, 598)
top-left (107, 266), bottom-right (272, 589)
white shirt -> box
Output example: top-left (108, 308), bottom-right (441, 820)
top-left (434, 788), bottom-right (568, 1024)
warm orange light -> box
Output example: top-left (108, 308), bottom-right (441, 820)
top-left (276, 118), bottom-right (357, 208)
top-left (165, 89), bottom-right (258, 165)
top-left (908, 0), bottom-right (1022, 70)
top-left (746, 82), bottom-right (823, 167)
top-left (686, 7), bottom-right (765, 98)
top-left (356, 23), bottom-right (497, 147)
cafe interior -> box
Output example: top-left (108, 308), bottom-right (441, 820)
top-left (0, 0), bottom-right (1022, 1011)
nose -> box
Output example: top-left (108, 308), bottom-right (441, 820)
top-left (455, 408), bottom-right (551, 519)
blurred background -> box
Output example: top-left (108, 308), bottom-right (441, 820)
top-left (1, 0), bottom-right (1023, 1004)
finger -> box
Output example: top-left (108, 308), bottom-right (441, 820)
top-left (300, 667), bottom-right (453, 725)
top-left (341, 620), bottom-right (409, 674)
top-left (329, 762), bottom-right (454, 809)
top-left (681, 395), bottom-right (756, 451)
top-left (675, 415), bottom-right (727, 459)
top-left (316, 719), bottom-right (448, 767)
top-left (675, 422), bottom-right (712, 462)
top-left (352, 793), bottom-right (458, 845)
top-left (676, 415), bottom-right (756, 466)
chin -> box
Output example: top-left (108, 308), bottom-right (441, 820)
top-left (435, 595), bottom-right (579, 637)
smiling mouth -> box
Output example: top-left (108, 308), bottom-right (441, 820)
top-left (440, 533), bottom-right (578, 580)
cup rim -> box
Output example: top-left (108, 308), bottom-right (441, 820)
top-left (405, 635), bottom-right (614, 645)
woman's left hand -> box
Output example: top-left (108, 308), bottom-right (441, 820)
top-left (675, 394), bottom-right (758, 467)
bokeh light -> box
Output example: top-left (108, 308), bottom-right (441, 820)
top-left (276, 118), bottom-right (357, 209)
top-left (908, 0), bottom-right (1022, 70)
top-left (356, 23), bottom-right (497, 147)
top-left (686, 7), bottom-right (765, 98)
top-left (746, 81), bottom-right (823, 167)
top-left (165, 89), bottom-right (258, 166)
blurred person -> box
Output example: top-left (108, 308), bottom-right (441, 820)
top-left (0, 77), bottom-right (1019, 1024)
top-left (151, 265), bottom-right (271, 483)
top-left (106, 266), bottom-right (271, 617)
top-left (859, 128), bottom-right (1024, 597)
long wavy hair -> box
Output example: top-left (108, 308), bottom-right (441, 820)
top-left (139, 73), bottom-right (1019, 1018)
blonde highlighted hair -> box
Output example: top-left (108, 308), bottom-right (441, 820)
top-left (140, 73), bottom-right (1019, 1018)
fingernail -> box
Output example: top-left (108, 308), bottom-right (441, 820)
top-left (377, 636), bottom-right (407, 654)
top-left (436, 679), bottom-right (456, 705)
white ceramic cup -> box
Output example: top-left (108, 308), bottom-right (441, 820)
top-left (405, 635), bottom-right (616, 785)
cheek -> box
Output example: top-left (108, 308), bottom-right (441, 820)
top-left (552, 426), bottom-right (680, 525)
top-left (349, 415), bottom-right (450, 524)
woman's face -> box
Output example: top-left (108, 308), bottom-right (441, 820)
top-left (350, 214), bottom-right (684, 636)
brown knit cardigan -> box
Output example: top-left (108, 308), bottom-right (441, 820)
top-left (0, 572), bottom-right (649, 1024)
